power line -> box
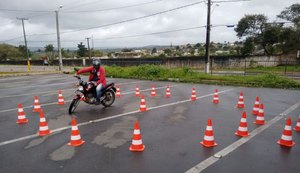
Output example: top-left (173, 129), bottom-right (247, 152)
top-left (25, 25), bottom-right (207, 43)
top-left (0, 8), bottom-right (51, 13)
top-left (63, 0), bottom-right (163, 13)
top-left (25, 1), bottom-right (205, 37)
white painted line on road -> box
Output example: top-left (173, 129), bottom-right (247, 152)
top-left (0, 88), bottom-right (234, 147)
top-left (0, 84), bottom-right (180, 113)
top-left (0, 81), bottom-right (75, 91)
top-left (185, 100), bottom-right (300, 173)
top-left (0, 80), bottom-right (148, 99)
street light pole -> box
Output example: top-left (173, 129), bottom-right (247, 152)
top-left (204, 0), bottom-right (211, 74)
top-left (86, 37), bottom-right (91, 59)
top-left (55, 5), bottom-right (63, 71)
top-left (17, 17), bottom-right (30, 71)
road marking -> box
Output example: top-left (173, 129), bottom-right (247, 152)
top-left (0, 81), bottom-right (75, 91)
top-left (0, 80), bottom-right (148, 99)
top-left (0, 88), bottom-right (234, 147)
top-left (0, 84), bottom-right (180, 113)
top-left (185, 100), bottom-right (300, 173)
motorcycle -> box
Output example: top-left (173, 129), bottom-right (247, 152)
top-left (68, 74), bottom-right (116, 114)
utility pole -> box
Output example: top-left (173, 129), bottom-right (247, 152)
top-left (16, 17), bottom-right (30, 71)
top-left (55, 5), bottom-right (63, 71)
top-left (86, 37), bottom-right (91, 59)
top-left (204, 0), bottom-right (211, 74)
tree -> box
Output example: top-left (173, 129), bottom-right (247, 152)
top-left (277, 3), bottom-right (300, 53)
top-left (278, 3), bottom-right (300, 26)
top-left (44, 44), bottom-right (54, 60)
top-left (0, 44), bottom-right (21, 61)
top-left (164, 49), bottom-right (172, 56)
top-left (18, 45), bottom-right (27, 58)
top-left (241, 37), bottom-right (255, 55)
top-left (121, 48), bottom-right (132, 52)
top-left (235, 14), bottom-right (283, 55)
top-left (77, 42), bottom-right (87, 57)
top-left (94, 50), bottom-right (104, 57)
top-left (151, 48), bottom-right (157, 54)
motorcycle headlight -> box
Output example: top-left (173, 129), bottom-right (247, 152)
top-left (78, 86), bottom-right (84, 91)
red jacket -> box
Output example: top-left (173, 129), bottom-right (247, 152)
top-left (76, 66), bottom-right (106, 86)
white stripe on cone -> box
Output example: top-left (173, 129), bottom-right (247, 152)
top-left (71, 135), bottom-right (81, 140)
top-left (206, 126), bottom-right (213, 131)
top-left (132, 140), bottom-right (143, 145)
top-left (18, 108), bottom-right (23, 112)
top-left (72, 126), bottom-right (78, 131)
top-left (134, 129), bottom-right (141, 134)
top-left (238, 127), bottom-right (248, 131)
top-left (18, 115), bottom-right (26, 119)
top-left (204, 136), bottom-right (214, 141)
top-left (256, 116), bottom-right (264, 121)
top-left (284, 126), bottom-right (292, 131)
top-left (40, 118), bottom-right (46, 122)
top-left (281, 135), bottom-right (292, 141)
top-left (40, 126), bottom-right (49, 131)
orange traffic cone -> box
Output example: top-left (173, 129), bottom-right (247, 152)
top-left (135, 85), bottom-right (140, 97)
top-left (254, 104), bottom-right (265, 125)
top-left (237, 92), bottom-right (245, 108)
top-left (116, 86), bottom-right (121, 97)
top-left (252, 96), bottom-right (260, 115)
top-left (166, 85), bottom-right (171, 98)
top-left (68, 118), bottom-right (85, 147)
top-left (129, 120), bottom-right (145, 152)
top-left (37, 109), bottom-right (51, 136)
top-left (16, 103), bottom-right (28, 124)
top-left (293, 116), bottom-right (300, 132)
top-left (140, 95), bottom-right (147, 112)
top-left (200, 119), bottom-right (218, 147)
top-left (33, 96), bottom-right (41, 112)
top-left (212, 89), bottom-right (219, 104)
top-left (277, 117), bottom-right (295, 147)
top-left (151, 85), bottom-right (156, 97)
top-left (191, 88), bottom-right (197, 101)
top-left (57, 90), bottom-right (65, 105)
top-left (235, 111), bottom-right (249, 137)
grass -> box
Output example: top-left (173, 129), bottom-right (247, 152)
top-left (102, 64), bottom-right (300, 89)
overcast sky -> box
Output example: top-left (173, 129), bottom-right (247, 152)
top-left (0, 0), bottom-right (298, 49)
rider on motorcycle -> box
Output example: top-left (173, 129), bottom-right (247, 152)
top-left (75, 59), bottom-right (106, 103)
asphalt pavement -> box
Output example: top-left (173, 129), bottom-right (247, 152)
top-left (0, 74), bottom-right (300, 173)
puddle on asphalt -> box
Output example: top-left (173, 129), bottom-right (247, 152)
top-left (24, 115), bottom-right (71, 149)
top-left (168, 106), bottom-right (187, 123)
top-left (24, 136), bottom-right (48, 149)
top-left (50, 145), bottom-right (75, 161)
top-left (92, 116), bottom-right (136, 149)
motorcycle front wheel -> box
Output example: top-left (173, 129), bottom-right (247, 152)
top-left (69, 98), bottom-right (80, 114)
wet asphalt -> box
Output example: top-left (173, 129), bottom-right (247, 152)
top-left (0, 74), bottom-right (300, 173)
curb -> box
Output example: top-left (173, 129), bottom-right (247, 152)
top-left (0, 71), bottom-right (64, 78)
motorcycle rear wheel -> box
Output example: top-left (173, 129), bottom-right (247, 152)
top-left (101, 90), bottom-right (115, 107)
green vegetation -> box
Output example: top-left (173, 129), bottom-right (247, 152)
top-left (104, 65), bottom-right (300, 89)
top-left (235, 3), bottom-right (300, 55)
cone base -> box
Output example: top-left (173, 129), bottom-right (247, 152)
top-left (38, 130), bottom-right (52, 136)
top-left (294, 127), bottom-right (300, 132)
top-left (151, 94), bottom-right (156, 97)
top-left (254, 121), bottom-right (265, 125)
top-left (68, 140), bottom-right (85, 147)
top-left (200, 141), bottom-right (218, 147)
top-left (140, 108), bottom-right (147, 112)
top-left (213, 101), bottom-right (219, 104)
top-left (277, 140), bottom-right (295, 147)
top-left (235, 131), bottom-right (249, 137)
top-left (58, 102), bottom-right (65, 105)
top-left (252, 111), bottom-right (258, 115)
top-left (191, 98), bottom-right (196, 101)
top-left (129, 145), bottom-right (145, 152)
top-left (16, 119), bottom-right (29, 124)
top-left (166, 95), bottom-right (171, 98)
top-left (136, 95), bottom-right (140, 97)
top-left (237, 105), bottom-right (244, 108)
top-left (33, 109), bottom-right (41, 113)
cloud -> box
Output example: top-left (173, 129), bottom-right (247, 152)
top-left (0, 0), bottom-right (299, 48)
